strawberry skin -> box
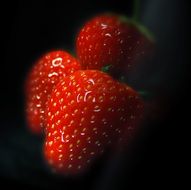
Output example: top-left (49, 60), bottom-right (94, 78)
top-left (25, 50), bottom-right (81, 134)
top-left (76, 14), bottom-right (154, 74)
top-left (44, 70), bottom-right (144, 175)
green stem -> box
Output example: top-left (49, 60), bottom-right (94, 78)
top-left (132, 0), bottom-right (140, 22)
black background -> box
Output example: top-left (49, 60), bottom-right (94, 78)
top-left (0, 0), bottom-right (189, 189)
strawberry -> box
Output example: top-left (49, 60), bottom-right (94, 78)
top-left (76, 14), bottom-right (154, 75)
top-left (44, 70), bottom-right (144, 175)
top-left (25, 50), bottom-right (81, 134)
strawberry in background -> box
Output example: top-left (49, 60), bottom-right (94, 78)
top-left (76, 13), bottom-right (154, 76)
top-left (25, 50), bottom-right (81, 134)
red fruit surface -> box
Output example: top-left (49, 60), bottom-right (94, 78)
top-left (25, 50), bottom-right (81, 134)
top-left (76, 14), bottom-right (154, 74)
top-left (44, 70), bottom-right (144, 175)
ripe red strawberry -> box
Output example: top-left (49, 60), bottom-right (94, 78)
top-left (25, 50), bottom-right (81, 134)
top-left (76, 14), bottom-right (154, 75)
top-left (44, 70), bottom-right (144, 175)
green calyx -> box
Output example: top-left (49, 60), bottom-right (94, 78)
top-left (100, 11), bottom-right (155, 43)
top-left (101, 65), bottom-right (113, 74)
top-left (103, 12), bottom-right (155, 43)
top-left (138, 90), bottom-right (152, 100)
top-left (119, 15), bottom-right (155, 43)
top-left (101, 64), bottom-right (151, 100)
